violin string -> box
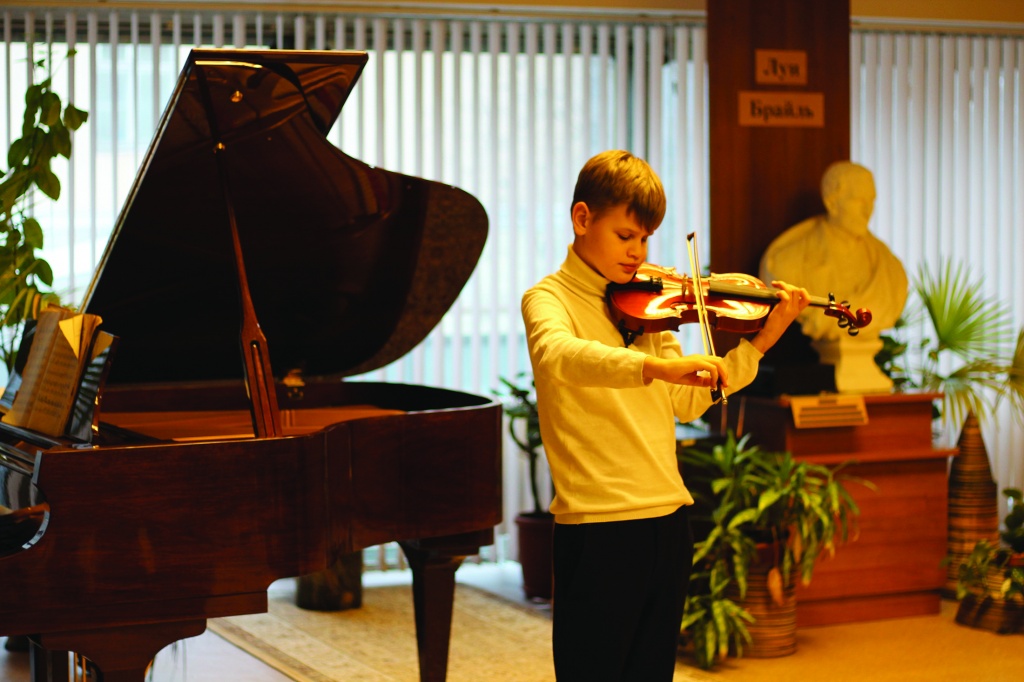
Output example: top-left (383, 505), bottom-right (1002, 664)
top-left (649, 275), bottom-right (832, 309)
top-left (708, 279), bottom-right (832, 308)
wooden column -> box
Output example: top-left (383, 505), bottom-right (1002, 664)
top-left (707, 0), bottom-right (850, 277)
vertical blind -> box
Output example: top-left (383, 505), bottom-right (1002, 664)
top-left (2, 6), bottom-right (1021, 545)
top-left (851, 31), bottom-right (1024, 511)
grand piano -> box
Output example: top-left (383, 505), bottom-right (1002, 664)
top-left (0, 49), bottom-right (502, 682)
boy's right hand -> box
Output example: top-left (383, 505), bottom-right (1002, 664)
top-left (642, 355), bottom-right (728, 389)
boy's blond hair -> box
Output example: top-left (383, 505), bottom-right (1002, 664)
top-left (571, 150), bottom-right (666, 232)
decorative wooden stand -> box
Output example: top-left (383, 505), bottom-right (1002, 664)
top-left (718, 392), bottom-right (955, 626)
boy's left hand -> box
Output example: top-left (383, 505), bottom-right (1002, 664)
top-left (750, 281), bottom-right (811, 354)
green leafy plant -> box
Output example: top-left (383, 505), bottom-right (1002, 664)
top-left (680, 488), bottom-right (757, 669)
top-left (0, 52), bottom-right (88, 372)
top-left (495, 373), bottom-right (546, 516)
top-left (679, 431), bottom-right (871, 669)
top-left (879, 259), bottom-right (1024, 431)
top-left (1003, 487), bottom-right (1024, 555)
top-left (956, 488), bottom-right (1024, 603)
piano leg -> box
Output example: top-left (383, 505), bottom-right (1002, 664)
top-left (34, 620), bottom-right (207, 682)
top-left (400, 530), bottom-right (493, 682)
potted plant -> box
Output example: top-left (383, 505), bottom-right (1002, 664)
top-left (678, 431), bottom-right (870, 669)
top-left (954, 487), bottom-right (1024, 634)
top-left (0, 53), bottom-right (88, 374)
top-left (496, 373), bottom-right (554, 601)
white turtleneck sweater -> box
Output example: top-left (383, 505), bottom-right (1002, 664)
top-left (522, 246), bottom-right (763, 524)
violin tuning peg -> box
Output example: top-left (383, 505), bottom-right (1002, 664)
top-left (848, 327), bottom-right (860, 337)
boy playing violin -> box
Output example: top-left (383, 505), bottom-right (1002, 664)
top-left (521, 150), bottom-right (809, 680)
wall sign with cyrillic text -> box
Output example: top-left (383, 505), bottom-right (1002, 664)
top-left (738, 91), bottom-right (824, 127)
top-left (739, 49), bottom-right (822, 128)
top-left (755, 49), bottom-right (807, 85)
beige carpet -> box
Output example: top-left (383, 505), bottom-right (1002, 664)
top-left (209, 584), bottom-right (558, 682)
top-left (208, 584), bottom-right (722, 682)
top-left (209, 584), bottom-right (1022, 682)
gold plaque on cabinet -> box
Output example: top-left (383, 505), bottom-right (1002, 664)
top-left (789, 394), bottom-right (868, 429)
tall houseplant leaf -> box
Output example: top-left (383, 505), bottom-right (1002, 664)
top-left (495, 373), bottom-right (546, 515)
top-left (0, 52), bottom-right (88, 373)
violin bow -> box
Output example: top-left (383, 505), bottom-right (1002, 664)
top-left (686, 232), bottom-right (726, 407)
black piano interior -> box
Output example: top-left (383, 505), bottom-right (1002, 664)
top-left (0, 48), bottom-right (502, 682)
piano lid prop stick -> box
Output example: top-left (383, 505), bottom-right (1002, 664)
top-left (195, 63), bottom-right (282, 438)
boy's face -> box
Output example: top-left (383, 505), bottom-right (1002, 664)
top-left (571, 202), bottom-right (650, 283)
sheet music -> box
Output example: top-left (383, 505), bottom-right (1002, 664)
top-left (2, 307), bottom-right (103, 437)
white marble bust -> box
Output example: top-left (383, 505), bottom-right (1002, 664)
top-left (759, 161), bottom-right (908, 393)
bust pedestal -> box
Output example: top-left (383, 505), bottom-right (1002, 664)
top-left (812, 335), bottom-right (892, 394)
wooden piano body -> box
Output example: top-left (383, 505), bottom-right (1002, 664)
top-left (0, 49), bottom-right (501, 682)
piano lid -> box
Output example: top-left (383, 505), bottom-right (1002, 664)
top-left (81, 49), bottom-right (488, 385)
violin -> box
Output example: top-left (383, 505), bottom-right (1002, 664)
top-left (605, 262), bottom-right (873, 347)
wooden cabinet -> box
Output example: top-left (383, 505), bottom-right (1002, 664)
top-left (719, 392), bottom-right (955, 626)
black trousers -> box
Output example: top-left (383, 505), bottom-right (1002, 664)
top-left (551, 505), bottom-right (694, 681)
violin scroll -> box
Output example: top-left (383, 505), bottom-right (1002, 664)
top-left (823, 294), bottom-right (873, 336)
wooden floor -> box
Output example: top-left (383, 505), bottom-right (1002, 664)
top-left (4, 563), bottom-right (1024, 681)
top-left (0, 563), bottom-right (534, 682)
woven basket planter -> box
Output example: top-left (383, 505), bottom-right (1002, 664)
top-left (730, 543), bottom-right (797, 658)
top-left (955, 593), bottom-right (1024, 635)
top-left (955, 556), bottom-right (1024, 635)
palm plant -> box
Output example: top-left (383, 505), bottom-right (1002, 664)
top-left (881, 259), bottom-right (1024, 431)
